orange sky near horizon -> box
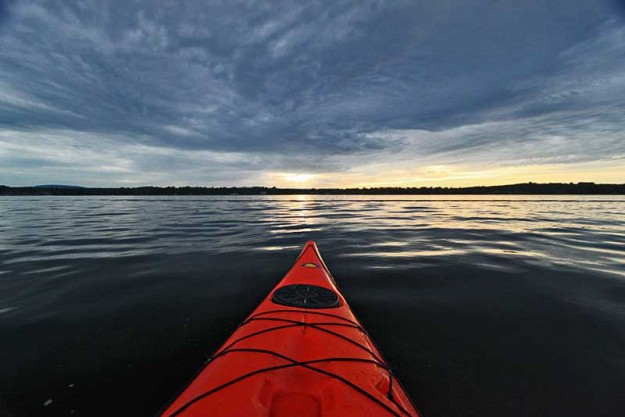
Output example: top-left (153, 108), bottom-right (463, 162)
top-left (266, 159), bottom-right (625, 188)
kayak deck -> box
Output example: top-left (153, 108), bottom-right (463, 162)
top-left (161, 241), bottom-right (420, 417)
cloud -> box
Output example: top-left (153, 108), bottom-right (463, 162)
top-left (0, 0), bottom-right (624, 185)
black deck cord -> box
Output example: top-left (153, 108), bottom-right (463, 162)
top-left (175, 317), bottom-right (414, 417)
top-left (233, 324), bottom-right (413, 417)
top-left (166, 348), bottom-right (412, 417)
top-left (242, 308), bottom-right (363, 326)
top-left (213, 310), bottom-right (410, 415)
top-left (216, 320), bottom-right (365, 358)
top-left (216, 315), bottom-right (386, 365)
top-left (206, 310), bottom-right (404, 411)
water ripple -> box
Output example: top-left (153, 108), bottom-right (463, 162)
top-left (1, 195), bottom-right (624, 417)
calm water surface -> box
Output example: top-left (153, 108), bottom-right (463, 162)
top-left (1, 195), bottom-right (624, 416)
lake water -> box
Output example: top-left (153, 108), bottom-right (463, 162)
top-left (1, 195), bottom-right (624, 417)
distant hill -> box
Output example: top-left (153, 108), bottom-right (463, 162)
top-left (1, 182), bottom-right (624, 195)
top-left (33, 184), bottom-right (85, 189)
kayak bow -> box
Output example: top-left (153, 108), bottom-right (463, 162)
top-left (161, 241), bottom-right (421, 417)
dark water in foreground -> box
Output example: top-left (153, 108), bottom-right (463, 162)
top-left (1, 195), bottom-right (624, 417)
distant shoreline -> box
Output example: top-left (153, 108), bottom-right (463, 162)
top-left (1, 183), bottom-right (624, 195)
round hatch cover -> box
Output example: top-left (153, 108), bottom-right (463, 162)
top-left (272, 284), bottom-right (340, 309)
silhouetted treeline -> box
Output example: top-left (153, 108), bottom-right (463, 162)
top-left (1, 182), bottom-right (624, 195)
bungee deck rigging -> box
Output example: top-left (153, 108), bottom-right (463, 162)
top-left (160, 241), bottom-right (421, 417)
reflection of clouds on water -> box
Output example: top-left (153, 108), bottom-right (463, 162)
top-left (0, 195), bottom-right (624, 416)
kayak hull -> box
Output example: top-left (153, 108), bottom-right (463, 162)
top-left (161, 241), bottom-right (420, 417)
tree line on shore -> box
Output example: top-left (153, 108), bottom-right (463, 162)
top-left (1, 182), bottom-right (624, 195)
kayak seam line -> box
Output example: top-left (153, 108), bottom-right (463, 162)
top-left (166, 350), bottom-right (411, 417)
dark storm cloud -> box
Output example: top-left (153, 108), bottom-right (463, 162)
top-left (0, 0), bottom-right (624, 185)
top-left (0, 0), bottom-right (16, 22)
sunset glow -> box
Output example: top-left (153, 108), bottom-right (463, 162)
top-left (281, 173), bottom-right (315, 184)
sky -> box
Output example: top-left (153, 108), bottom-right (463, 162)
top-left (0, 0), bottom-right (624, 187)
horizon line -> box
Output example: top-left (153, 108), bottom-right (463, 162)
top-left (2, 181), bottom-right (623, 189)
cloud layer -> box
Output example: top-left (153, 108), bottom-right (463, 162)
top-left (1, 0), bottom-right (624, 186)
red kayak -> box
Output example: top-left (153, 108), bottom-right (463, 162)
top-left (161, 241), bottom-right (421, 417)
